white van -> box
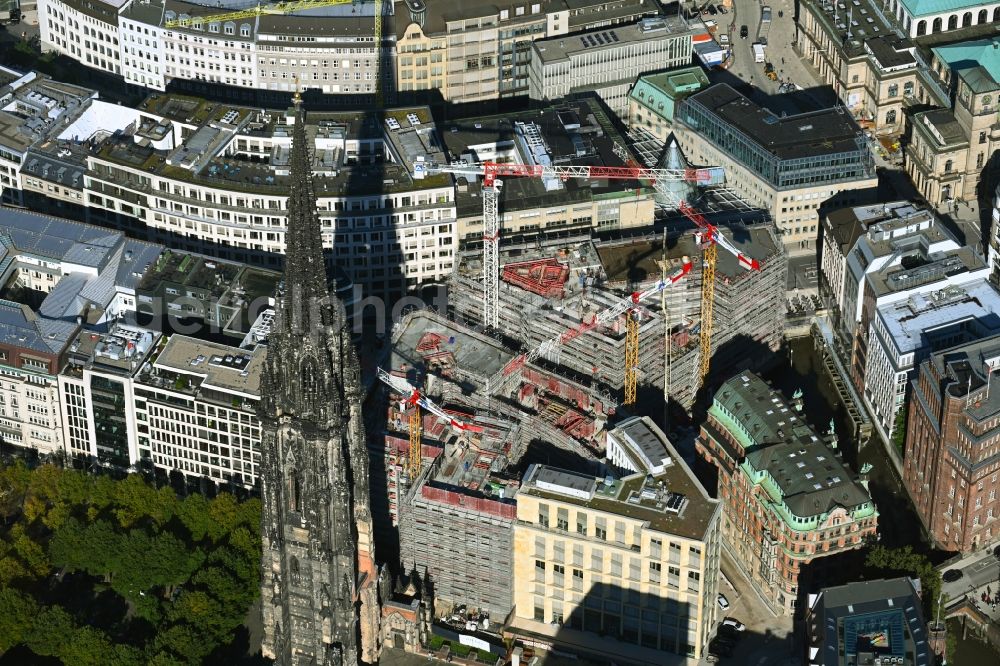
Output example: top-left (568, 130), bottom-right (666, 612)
top-left (720, 34), bottom-right (730, 46)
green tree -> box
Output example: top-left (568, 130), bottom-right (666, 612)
top-left (0, 587), bottom-right (39, 651)
top-left (23, 604), bottom-right (75, 657)
top-left (10, 524), bottom-right (49, 578)
top-left (864, 545), bottom-right (941, 616)
top-left (0, 461), bottom-right (30, 519)
top-left (49, 518), bottom-right (122, 581)
top-left (154, 622), bottom-right (213, 663)
top-left (60, 626), bottom-right (114, 666)
top-left (175, 493), bottom-right (213, 542)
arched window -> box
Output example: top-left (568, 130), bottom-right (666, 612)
top-left (903, 81), bottom-right (914, 96)
top-left (944, 159), bottom-right (953, 173)
top-left (301, 356), bottom-right (317, 396)
top-left (288, 469), bottom-right (301, 512)
top-left (962, 12), bottom-right (972, 27)
top-left (941, 184), bottom-right (951, 200)
top-left (979, 9), bottom-right (988, 23)
top-left (947, 14), bottom-right (958, 30)
top-left (916, 20), bottom-right (926, 36)
top-left (995, 7), bottom-right (1000, 22)
top-left (886, 110), bottom-right (897, 125)
top-left (932, 17), bottom-right (942, 32)
top-left (290, 556), bottom-right (299, 575)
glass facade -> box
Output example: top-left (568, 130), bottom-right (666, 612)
top-left (675, 98), bottom-right (875, 189)
top-left (90, 375), bottom-right (130, 467)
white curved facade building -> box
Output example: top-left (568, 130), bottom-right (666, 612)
top-left (39, 0), bottom-right (385, 98)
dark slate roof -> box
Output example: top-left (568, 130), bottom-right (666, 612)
top-left (865, 35), bottom-right (916, 70)
top-left (685, 84), bottom-right (866, 161)
top-left (746, 441), bottom-right (872, 516)
top-left (0, 300), bottom-right (78, 355)
top-left (715, 372), bottom-right (873, 517)
top-left (809, 577), bottom-right (931, 666)
top-left (0, 208), bottom-right (163, 292)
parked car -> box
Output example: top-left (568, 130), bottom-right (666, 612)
top-left (722, 617), bottom-right (746, 632)
top-left (717, 593), bottom-right (730, 610)
top-left (994, 544), bottom-right (1000, 560)
top-left (943, 569), bottom-right (964, 582)
top-left (718, 4), bottom-right (728, 13)
top-left (740, 24), bottom-right (749, 38)
top-left (707, 4), bottom-right (718, 15)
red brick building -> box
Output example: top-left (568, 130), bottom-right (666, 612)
top-left (903, 335), bottom-right (1000, 552)
top-left (697, 372), bottom-right (879, 615)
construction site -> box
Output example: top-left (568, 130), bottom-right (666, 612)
top-left (375, 104), bottom-right (790, 623)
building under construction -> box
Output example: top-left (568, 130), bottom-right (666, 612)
top-left (380, 310), bottom-right (614, 619)
top-left (447, 216), bottom-right (787, 411)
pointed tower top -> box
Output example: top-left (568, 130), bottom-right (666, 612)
top-left (292, 76), bottom-right (302, 106)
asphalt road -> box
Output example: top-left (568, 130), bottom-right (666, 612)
top-left (942, 550), bottom-right (1000, 602)
top-left (716, 0), bottom-right (831, 110)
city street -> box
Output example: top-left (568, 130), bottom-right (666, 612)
top-left (942, 549), bottom-right (1000, 622)
top-left (711, 547), bottom-right (797, 666)
top-left (711, 0), bottom-right (831, 111)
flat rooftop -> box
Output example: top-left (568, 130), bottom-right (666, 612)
top-left (443, 99), bottom-right (652, 216)
top-left (151, 334), bottom-right (265, 398)
top-left (802, 0), bottom-right (898, 60)
top-left (390, 310), bottom-right (514, 381)
top-left (877, 279), bottom-right (1000, 355)
top-left (684, 84), bottom-right (866, 161)
top-left (811, 577), bottom-right (930, 666)
top-left (101, 101), bottom-right (448, 196)
top-left (520, 419), bottom-right (719, 542)
top-left (915, 108), bottom-right (968, 147)
top-left (867, 245), bottom-right (984, 297)
top-left (65, 323), bottom-right (160, 376)
top-left (520, 454), bottom-right (719, 542)
top-left (929, 333), bottom-right (1000, 423)
top-left (533, 17), bottom-right (692, 63)
top-left (824, 201), bottom-right (939, 253)
top-left (596, 218), bottom-right (781, 284)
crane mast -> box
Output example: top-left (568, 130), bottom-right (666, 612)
top-left (377, 369), bottom-right (484, 478)
top-left (413, 156), bottom-right (761, 405)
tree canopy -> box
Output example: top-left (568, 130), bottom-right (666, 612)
top-left (0, 461), bottom-right (260, 664)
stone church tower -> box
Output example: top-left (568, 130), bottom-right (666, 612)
top-left (258, 95), bottom-right (380, 666)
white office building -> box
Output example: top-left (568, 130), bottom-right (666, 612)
top-left (864, 279), bottom-right (1000, 440)
top-left (38, 0), bottom-right (125, 76)
top-left (528, 17), bottom-right (694, 119)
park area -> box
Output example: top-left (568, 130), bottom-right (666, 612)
top-left (0, 462), bottom-right (261, 665)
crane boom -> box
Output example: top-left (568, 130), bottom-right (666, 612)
top-left (486, 257), bottom-right (693, 395)
top-left (377, 369), bottom-right (484, 434)
top-left (165, 0), bottom-right (362, 29)
top-left (678, 202), bottom-right (760, 271)
top-left (415, 160), bottom-right (719, 186)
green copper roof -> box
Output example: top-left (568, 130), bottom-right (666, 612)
top-left (932, 38), bottom-right (1000, 93)
top-left (902, 0), bottom-right (996, 18)
top-left (629, 67), bottom-right (709, 110)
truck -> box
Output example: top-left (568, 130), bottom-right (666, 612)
top-left (753, 42), bottom-right (766, 63)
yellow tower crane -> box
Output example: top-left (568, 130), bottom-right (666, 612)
top-left (377, 369), bottom-right (484, 479)
top-left (676, 202), bottom-right (761, 389)
top-left (698, 242), bottom-right (717, 384)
